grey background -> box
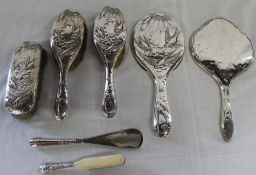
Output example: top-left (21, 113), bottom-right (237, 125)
top-left (0, 0), bottom-right (256, 175)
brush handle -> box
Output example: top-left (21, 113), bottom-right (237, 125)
top-left (102, 66), bottom-right (117, 118)
top-left (54, 68), bottom-right (69, 120)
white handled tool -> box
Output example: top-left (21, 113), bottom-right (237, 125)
top-left (39, 154), bottom-right (125, 173)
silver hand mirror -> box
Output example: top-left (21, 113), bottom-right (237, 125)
top-left (132, 13), bottom-right (184, 137)
top-left (93, 6), bottom-right (127, 118)
top-left (51, 10), bottom-right (86, 120)
top-left (190, 18), bottom-right (254, 141)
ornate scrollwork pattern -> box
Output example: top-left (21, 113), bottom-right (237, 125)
top-left (132, 13), bottom-right (184, 137)
top-left (133, 13), bottom-right (184, 73)
top-left (51, 10), bottom-right (86, 120)
top-left (51, 10), bottom-right (84, 63)
top-left (93, 6), bottom-right (127, 118)
top-left (94, 6), bottom-right (126, 55)
top-left (4, 42), bottom-right (42, 115)
top-left (39, 163), bottom-right (73, 173)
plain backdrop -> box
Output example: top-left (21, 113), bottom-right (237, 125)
top-left (0, 0), bottom-right (256, 175)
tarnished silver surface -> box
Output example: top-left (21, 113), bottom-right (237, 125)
top-left (4, 42), bottom-right (43, 117)
top-left (93, 6), bottom-right (127, 118)
top-left (51, 9), bottom-right (86, 120)
top-left (190, 18), bottom-right (254, 142)
top-left (30, 128), bottom-right (143, 148)
top-left (132, 13), bottom-right (184, 137)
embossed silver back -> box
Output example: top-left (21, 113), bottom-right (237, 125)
top-left (93, 6), bottom-right (127, 118)
top-left (51, 9), bottom-right (86, 120)
top-left (132, 13), bottom-right (184, 137)
top-left (190, 18), bottom-right (254, 141)
top-left (4, 42), bottom-right (43, 117)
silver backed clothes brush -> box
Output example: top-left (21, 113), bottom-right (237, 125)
top-left (30, 128), bottom-right (143, 148)
top-left (4, 42), bottom-right (44, 118)
top-left (39, 154), bottom-right (125, 173)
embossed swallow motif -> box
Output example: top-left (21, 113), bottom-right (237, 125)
top-left (132, 13), bottom-right (184, 137)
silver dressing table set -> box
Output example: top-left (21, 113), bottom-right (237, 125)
top-left (3, 6), bottom-right (254, 174)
